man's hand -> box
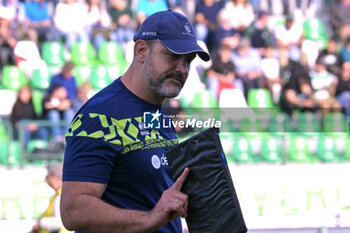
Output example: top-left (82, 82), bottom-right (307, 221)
top-left (148, 168), bottom-right (189, 228)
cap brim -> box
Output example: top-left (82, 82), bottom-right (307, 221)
top-left (158, 39), bottom-right (210, 62)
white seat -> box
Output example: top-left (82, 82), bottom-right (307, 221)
top-left (218, 89), bottom-right (256, 121)
top-left (0, 90), bottom-right (18, 118)
top-left (124, 40), bottom-right (135, 65)
top-left (14, 41), bottom-right (47, 78)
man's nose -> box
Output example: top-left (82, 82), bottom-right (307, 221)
top-left (175, 57), bottom-right (190, 74)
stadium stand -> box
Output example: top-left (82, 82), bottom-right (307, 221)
top-left (0, 0), bottom-right (349, 169)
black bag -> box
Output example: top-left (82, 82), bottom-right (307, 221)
top-left (166, 127), bottom-right (247, 233)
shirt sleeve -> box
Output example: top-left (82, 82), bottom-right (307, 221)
top-left (63, 113), bottom-right (122, 184)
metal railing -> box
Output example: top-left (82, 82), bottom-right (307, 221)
top-left (17, 119), bottom-right (69, 166)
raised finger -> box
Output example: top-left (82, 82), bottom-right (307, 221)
top-left (172, 167), bottom-right (189, 191)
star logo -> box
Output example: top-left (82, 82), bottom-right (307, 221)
top-left (151, 110), bottom-right (162, 123)
top-left (143, 110), bottom-right (162, 129)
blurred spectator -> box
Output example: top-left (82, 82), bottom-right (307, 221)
top-left (218, 0), bottom-right (255, 34)
top-left (341, 36), bottom-right (350, 62)
top-left (260, 45), bottom-right (283, 104)
top-left (42, 85), bottom-right (75, 141)
top-left (23, 0), bottom-right (58, 45)
top-left (285, 0), bottom-right (318, 22)
top-left (0, 0), bottom-right (26, 39)
top-left (71, 81), bottom-right (93, 112)
top-left (214, 5), bottom-right (240, 50)
top-left (336, 61), bottom-right (350, 117)
top-left (329, 0), bottom-right (350, 43)
top-left (10, 86), bottom-right (48, 148)
top-left (243, 9), bottom-right (274, 56)
top-left (316, 37), bottom-right (342, 76)
top-left (136, 0), bottom-right (168, 25)
top-left (54, 0), bottom-right (89, 49)
top-left (0, 12), bottom-right (16, 70)
top-left (258, 0), bottom-right (287, 17)
top-left (309, 57), bottom-right (341, 117)
top-left (310, 58), bottom-right (338, 99)
top-left (167, 0), bottom-right (183, 9)
top-left (85, 0), bottom-right (112, 50)
top-left (32, 162), bottom-right (71, 233)
top-left (194, 0), bottom-right (223, 51)
top-left (259, 0), bottom-right (318, 20)
top-left (207, 42), bottom-right (244, 99)
top-left (109, 0), bottom-right (136, 48)
top-left (231, 37), bottom-right (262, 97)
top-left (274, 14), bottom-right (305, 69)
top-left (280, 68), bottom-right (318, 116)
top-left (48, 61), bottom-right (78, 99)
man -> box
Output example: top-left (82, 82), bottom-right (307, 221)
top-left (49, 61), bottom-right (77, 99)
top-left (230, 37), bottom-right (262, 98)
top-left (194, 0), bottom-right (223, 50)
top-left (243, 10), bottom-right (273, 55)
top-left (136, 0), bottom-right (168, 25)
top-left (60, 10), bottom-right (210, 233)
top-left (329, 0), bottom-right (350, 43)
top-left (274, 14), bottom-right (305, 69)
top-left (32, 162), bottom-right (71, 233)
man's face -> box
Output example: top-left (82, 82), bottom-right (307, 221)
top-left (143, 41), bottom-right (196, 98)
top-left (62, 69), bottom-right (73, 79)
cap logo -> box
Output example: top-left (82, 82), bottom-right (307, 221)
top-left (182, 23), bottom-right (193, 37)
top-left (142, 32), bottom-right (157, 36)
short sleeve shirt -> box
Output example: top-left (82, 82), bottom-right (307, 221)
top-left (63, 78), bottom-right (181, 233)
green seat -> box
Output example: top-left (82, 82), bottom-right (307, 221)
top-left (220, 117), bottom-right (236, 133)
top-left (260, 136), bottom-right (284, 163)
top-left (32, 90), bottom-right (44, 116)
top-left (106, 62), bottom-right (129, 79)
top-left (191, 90), bottom-right (218, 108)
top-left (0, 119), bottom-right (10, 165)
top-left (27, 139), bottom-right (48, 154)
top-left (89, 66), bottom-right (113, 90)
top-left (98, 42), bottom-right (126, 65)
top-left (73, 66), bottom-right (91, 86)
top-left (41, 41), bottom-right (66, 66)
top-left (268, 112), bottom-right (292, 134)
top-left (343, 135), bottom-right (350, 160)
top-left (239, 117), bottom-right (266, 141)
top-left (178, 94), bottom-right (190, 108)
top-left (98, 42), bottom-right (129, 78)
top-left (8, 141), bottom-right (22, 166)
top-left (303, 18), bottom-right (329, 49)
top-left (71, 42), bottom-right (98, 66)
top-left (294, 112), bottom-right (321, 134)
top-left (323, 112), bottom-right (348, 134)
top-left (191, 90), bottom-right (219, 120)
top-left (31, 68), bottom-right (52, 91)
top-left (231, 135), bottom-right (259, 163)
top-left (1, 65), bottom-right (29, 91)
top-left (239, 117), bottom-right (265, 133)
top-left (316, 135), bottom-right (342, 162)
top-left (0, 142), bottom-right (9, 165)
top-left (287, 134), bottom-right (317, 163)
top-left (247, 89), bottom-right (274, 113)
top-left (0, 118), bottom-right (9, 142)
top-left (247, 89), bottom-right (274, 108)
top-left (219, 132), bottom-right (235, 162)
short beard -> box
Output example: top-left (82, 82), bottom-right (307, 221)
top-left (144, 57), bottom-right (187, 98)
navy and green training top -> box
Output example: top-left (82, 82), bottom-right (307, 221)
top-left (63, 78), bottom-right (181, 233)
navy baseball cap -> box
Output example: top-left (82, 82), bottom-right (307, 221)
top-left (133, 10), bottom-right (210, 61)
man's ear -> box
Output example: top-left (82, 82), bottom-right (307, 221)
top-left (134, 40), bottom-right (148, 63)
